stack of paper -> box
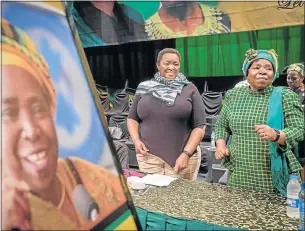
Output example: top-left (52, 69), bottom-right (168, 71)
top-left (141, 174), bottom-right (178, 187)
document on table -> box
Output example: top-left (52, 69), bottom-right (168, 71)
top-left (141, 174), bottom-right (178, 187)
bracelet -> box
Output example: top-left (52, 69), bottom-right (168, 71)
top-left (182, 150), bottom-right (193, 157)
top-left (272, 129), bottom-right (281, 142)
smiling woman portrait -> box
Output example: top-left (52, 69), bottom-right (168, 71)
top-left (127, 48), bottom-right (206, 181)
top-left (1, 18), bottom-right (127, 231)
top-left (215, 48), bottom-right (304, 195)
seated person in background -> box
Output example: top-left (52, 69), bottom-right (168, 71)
top-left (1, 19), bottom-right (127, 231)
top-left (285, 63), bottom-right (305, 163)
top-left (127, 48), bottom-right (206, 181)
top-left (113, 140), bottom-right (130, 169)
top-left (215, 48), bottom-right (304, 195)
top-left (234, 77), bottom-right (250, 88)
top-left (104, 115), bottom-right (130, 170)
top-left (285, 63), bottom-right (305, 108)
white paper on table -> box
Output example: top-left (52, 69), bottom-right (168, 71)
top-left (141, 174), bottom-right (178, 187)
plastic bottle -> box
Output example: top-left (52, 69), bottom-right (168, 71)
top-left (299, 181), bottom-right (305, 231)
top-left (211, 131), bottom-right (215, 147)
top-left (287, 175), bottom-right (301, 218)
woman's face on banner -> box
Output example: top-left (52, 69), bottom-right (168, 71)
top-left (2, 65), bottom-right (58, 193)
top-left (157, 53), bottom-right (180, 79)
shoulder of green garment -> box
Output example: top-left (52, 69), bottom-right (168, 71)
top-left (223, 87), bottom-right (245, 102)
top-left (281, 86), bottom-right (303, 103)
top-left (281, 86), bottom-right (296, 96)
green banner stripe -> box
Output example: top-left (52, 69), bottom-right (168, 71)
top-left (105, 209), bottom-right (132, 230)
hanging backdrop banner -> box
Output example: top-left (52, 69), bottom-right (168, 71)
top-left (176, 25), bottom-right (304, 77)
top-left (1, 2), bottom-right (140, 230)
top-left (71, 1), bottom-right (304, 47)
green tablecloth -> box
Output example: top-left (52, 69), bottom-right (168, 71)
top-left (132, 179), bottom-right (298, 231)
top-left (135, 208), bottom-right (245, 231)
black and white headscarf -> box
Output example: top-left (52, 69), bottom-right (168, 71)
top-left (136, 72), bottom-right (190, 106)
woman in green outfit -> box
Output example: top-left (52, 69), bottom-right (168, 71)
top-left (215, 48), bottom-right (304, 195)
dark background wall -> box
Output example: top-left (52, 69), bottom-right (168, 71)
top-left (85, 39), bottom-right (175, 90)
top-left (85, 39), bottom-right (291, 94)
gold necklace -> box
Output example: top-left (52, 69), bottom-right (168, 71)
top-left (56, 173), bottom-right (66, 210)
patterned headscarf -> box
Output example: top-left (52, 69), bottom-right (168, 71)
top-left (1, 18), bottom-right (56, 116)
top-left (242, 49), bottom-right (279, 81)
top-left (284, 63), bottom-right (304, 77)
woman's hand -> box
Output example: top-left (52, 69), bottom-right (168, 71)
top-left (134, 139), bottom-right (149, 155)
top-left (2, 177), bottom-right (32, 230)
top-left (255, 125), bottom-right (277, 141)
top-left (174, 153), bottom-right (189, 173)
top-left (215, 145), bottom-right (229, 160)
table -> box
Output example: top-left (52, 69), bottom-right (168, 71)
top-left (132, 179), bottom-right (298, 231)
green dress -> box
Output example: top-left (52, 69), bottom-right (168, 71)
top-left (215, 85), bottom-right (304, 193)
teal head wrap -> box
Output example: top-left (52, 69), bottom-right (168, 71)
top-left (242, 49), bottom-right (279, 81)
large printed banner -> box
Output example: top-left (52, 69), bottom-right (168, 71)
top-left (72, 1), bottom-right (304, 47)
top-left (1, 2), bottom-right (140, 230)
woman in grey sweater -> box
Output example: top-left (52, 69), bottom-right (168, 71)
top-left (127, 48), bottom-right (206, 180)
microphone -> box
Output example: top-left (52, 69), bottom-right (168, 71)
top-left (73, 184), bottom-right (100, 222)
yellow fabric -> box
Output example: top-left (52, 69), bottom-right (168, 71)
top-left (1, 18), bottom-right (14, 38)
top-left (29, 157), bottom-right (128, 230)
top-left (218, 2), bottom-right (304, 32)
top-left (2, 39), bottom-right (56, 117)
top-left (29, 194), bottom-right (78, 231)
top-left (43, 2), bottom-right (65, 13)
top-left (3, 52), bottom-right (38, 77)
top-left (114, 215), bottom-right (138, 230)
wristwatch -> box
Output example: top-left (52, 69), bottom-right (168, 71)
top-left (273, 129), bottom-right (281, 142)
top-left (182, 150), bottom-right (193, 157)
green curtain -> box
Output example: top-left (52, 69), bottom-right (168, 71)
top-left (176, 25), bottom-right (304, 77)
